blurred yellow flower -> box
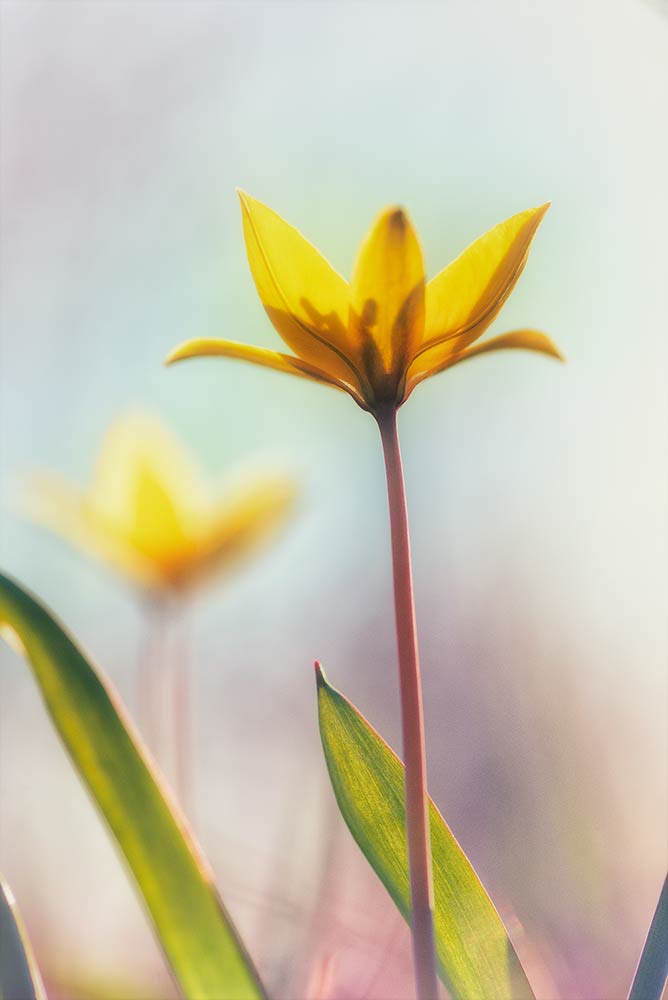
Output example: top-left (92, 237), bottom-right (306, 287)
top-left (24, 412), bottom-right (297, 595)
top-left (166, 191), bottom-right (563, 413)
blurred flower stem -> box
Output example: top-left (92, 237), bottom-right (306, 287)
top-left (138, 594), bottom-right (193, 815)
top-left (137, 596), bottom-right (169, 761)
top-left (377, 405), bottom-right (438, 1000)
top-left (171, 603), bottom-right (193, 817)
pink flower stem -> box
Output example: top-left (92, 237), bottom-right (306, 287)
top-left (172, 600), bottom-right (193, 818)
top-left (377, 405), bottom-right (439, 1000)
top-left (137, 596), bottom-right (168, 758)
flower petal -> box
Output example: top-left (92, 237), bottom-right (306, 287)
top-left (89, 414), bottom-right (202, 560)
top-left (22, 472), bottom-right (163, 589)
top-left (165, 338), bottom-right (366, 406)
top-left (420, 204), bottom-right (550, 358)
top-left (350, 207), bottom-right (425, 382)
top-left (237, 191), bottom-right (362, 390)
top-left (195, 474), bottom-right (298, 584)
top-left (405, 328), bottom-right (563, 396)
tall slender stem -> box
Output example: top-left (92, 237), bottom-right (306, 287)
top-left (172, 602), bottom-right (193, 816)
top-left (137, 597), bottom-right (167, 757)
top-left (377, 406), bottom-right (439, 1000)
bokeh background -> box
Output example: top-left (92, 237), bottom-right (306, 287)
top-left (1, 1), bottom-right (666, 998)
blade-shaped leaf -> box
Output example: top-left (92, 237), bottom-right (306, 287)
top-left (0, 572), bottom-right (265, 1000)
top-left (0, 877), bottom-right (46, 1000)
top-left (628, 875), bottom-right (668, 1000)
top-left (316, 663), bottom-right (534, 1000)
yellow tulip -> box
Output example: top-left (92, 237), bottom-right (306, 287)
top-left (166, 191), bottom-right (563, 412)
top-left (24, 412), bottom-right (297, 595)
top-left (165, 192), bottom-right (563, 998)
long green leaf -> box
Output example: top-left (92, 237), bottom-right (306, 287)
top-left (628, 875), bottom-right (668, 1000)
top-left (0, 877), bottom-right (46, 1000)
top-left (316, 663), bottom-right (534, 1000)
top-left (0, 572), bottom-right (265, 1000)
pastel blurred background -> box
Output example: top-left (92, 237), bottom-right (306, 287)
top-left (1, 1), bottom-right (666, 998)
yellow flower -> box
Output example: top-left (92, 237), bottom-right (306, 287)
top-left (24, 412), bottom-right (297, 595)
top-left (166, 191), bottom-right (563, 413)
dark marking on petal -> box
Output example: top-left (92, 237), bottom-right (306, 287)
top-left (361, 298), bottom-right (377, 328)
top-left (389, 208), bottom-right (407, 232)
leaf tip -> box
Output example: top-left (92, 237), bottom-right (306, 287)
top-left (314, 660), bottom-right (327, 688)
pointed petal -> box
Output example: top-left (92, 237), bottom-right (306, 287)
top-left (450, 328), bottom-right (564, 365)
top-left (237, 191), bottom-right (362, 390)
top-left (165, 338), bottom-right (366, 406)
top-left (422, 204), bottom-right (550, 356)
top-left (194, 474), bottom-right (298, 584)
top-left (405, 328), bottom-right (564, 396)
top-left (22, 472), bottom-right (162, 589)
top-left (350, 206), bottom-right (425, 380)
top-left (90, 414), bottom-right (201, 563)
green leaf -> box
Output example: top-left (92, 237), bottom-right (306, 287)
top-left (628, 875), bottom-right (668, 1000)
top-left (0, 572), bottom-right (265, 1000)
top-left (316, 663), bottom-right (535, 1000)
top-left (0, 876), bottom-right (46, 1000)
